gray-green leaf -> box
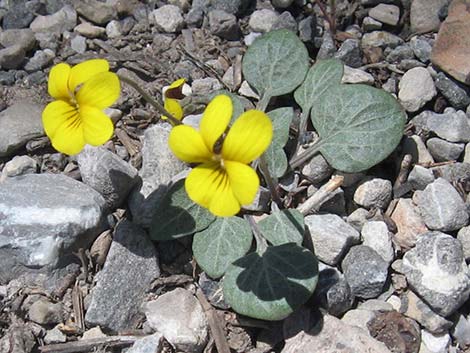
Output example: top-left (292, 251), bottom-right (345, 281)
top-left (265, 142), bottom-right (288, 178)
top-left (268, 107), bottom-right (294, 147)
top-left (312, 84), bottom-right (406, 173)
top-left (242, 29), bottom-right (309, 98)
top-left (149, 180), bottom-right (215, 241)
top-left (223, 243), bottom-right (319, 321)
top-left (258, 209), bottom-right (304, 246)
top-left (294, 59), bottom-right (344, 117)
top-left (193, 217), bottom-right (253, 279)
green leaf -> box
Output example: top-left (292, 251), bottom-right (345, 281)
top-left (258, 209), bottom-right (304, 246)
top-left (312, 84), bottom-right (406, 173)
top-left (242, 29), bottom-right (309, 98)
top-left (193, 217), bottom-right (253, 279)
top-left (294, 59), bottom-right (344, 117)
top-left (149, 180), bottom-right (215, 241)
top-left (265, 142), bottom-right (288, 178)
top-left (268, 107), bottom-right (294, 147)
top-left (223, 243), bottom-right (319, 321)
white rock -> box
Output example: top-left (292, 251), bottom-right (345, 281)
top-left (354, 178), bottom-right (392, 209)
top-left (238, 80), bottom-right (259, 99)
top-left (398, 67), bottom-right (437, 112)
top-left (361, 221), bottom-right (394, 264)
top-left (342, 65), bottom-right (375, 85)
top-left (151, 5), bottom-right (184, 33)
top-left (248, 9), bottom-right (279, 33)
top-left (1, 155), bottom-right (37, 179)
top-left (369, 4), bottom-right (400, 26)
top-left (420, 330), bottom-right (450, 353)
top-left (71, 35), bottom-right (86, 53)
top-left (105, 20), bottom-right (121, 38)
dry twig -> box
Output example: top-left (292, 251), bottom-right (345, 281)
top-left (297, 175), bottom-right (344, 215)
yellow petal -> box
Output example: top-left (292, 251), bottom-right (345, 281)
top-left (168, 78), bottom-right (185, 90)
top-left (68, 59), bottom-right (110, 93)
top-left (79, 105), bottom-right (114, 146)
top-left (168, 125), bottom-right (212, 163)
top-left (48, 63), bottom-right (71, 100)
top-left (225, 160), bottom-right (259, 205)
top-left (200, 94), bottom-right (232, 152)
top-left (42, 100), bottom-right (84, 155)
top-left (185, 162), bottom-right (240, 217)
top-left (222, 110), bottom-right (272, 164)
top-left (75, 72), bottom-right (120, 109)
top-left (162, 98), bottom-right (183, 121)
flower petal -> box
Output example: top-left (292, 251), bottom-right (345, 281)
top-left (168, 125), bottom-right (212, 163)
top-left (76, 72), bottom-right (120, 109)
top-left (222, 110), bottom-right (272, 164)
top-left (225, 160), bottom-right (260, 205)
top-left (48, 63), bottom-right (71, 100)
top-left (200, 94), bottom-right (232, 152)
top-left (79, 105), bottom-right (114, 146)
top-left (185, 162), bottom-right (240, 217)
top-left (164, 78), bottom-right (186, 99)
top-left (162, 98), bottom-right (183, 121)
top-left (68, 59), bottom-right (110, 93)
top-left (42, 100), bottom-right (84, 155)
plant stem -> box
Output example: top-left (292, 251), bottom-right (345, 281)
top-left (245, 215), bottom-right (268, 255)
top-left (289, 138), bottom-right (324, 169)
top-left (256, 92), bottom-right (271, 112)
top-left (259, 154), bottom-right (283, 209)
top-left (118, 74), bottom-right (182, 126)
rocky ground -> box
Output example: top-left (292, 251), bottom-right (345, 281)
top-left (1, 0), bottom-right (470, 352)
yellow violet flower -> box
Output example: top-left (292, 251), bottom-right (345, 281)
top-left (42, 59), bottom-right (120, 155)
top-left (169, 94), bottom-right (273, 217)
top-left (162, 78), bottom-right (186, 122)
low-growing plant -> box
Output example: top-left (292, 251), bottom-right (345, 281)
top-left (42, 29), bottom-right (405, 321)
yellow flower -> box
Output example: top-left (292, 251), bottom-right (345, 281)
top-left (169, 94), bottom-right (273, 217)
top-left (42, 59), bottom-right (120, 155)
top-left (162, 78), bottom-right (186, 122)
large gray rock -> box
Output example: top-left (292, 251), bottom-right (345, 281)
top-left (457, 226), bottom-right (470, 261)
top-left (248, 9), bottom-right (279, 32)
top-left (0, 29), bottom-right (36, 52)
top-left (30, 5), bottom-right (77, 33)
top-left (75, 0), bottom-right (116, 25)
top-left (208, 10), bottom-right (239, 40)
top-left (402, 232), bottom-right (470, 317)
top-left (0, 323), bottom-right (36, 353)
top-left (353, 178), bottom-right (392, 209)
top-left (434, 73), bottom-right (470, 110)
top-left (151, 5), bottom-right (184, 33)
top-left (85, 220), bottom-right (160, 332)
top-left (0, 101), bottom-right (44, 157)
top-left (410, 0), bottom-right (449, 33)
top-left (127, 333), bottom-right (164, 353)
top-left (361, 31), bottom-right (403, 49)
top-left (144, 288), bottom-right (208, 353)
top-left (398, 67), bottom-right (437, 112)
top-left (412, 108), bottom-right (470, 143)
top-left (0, 174), bottom-right (107, 282)
top-left (426, 137), bottom-right (464, 162)
top-left (305, 214), bottom-right (360, 265)
top-left (368, 4), bottom-right (400, 26)
top-left (0, 45), bottom-right (26, 70)
top-left (77, 146), bottom-right (139, 210)
top-left (414, 178), bottom-right (468, 232)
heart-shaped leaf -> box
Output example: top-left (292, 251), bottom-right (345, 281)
top-left (294, 59), bottom-right (344, 118)
top-left (242, 29), bottom-right (309, 98)
top-left (268, 107), bottom-right (294, 147)
top-left (265, 142), bottom-right (288, 178)
top-left (312, 84), bottom-right (406, 173)
top-left (149, 180), bottom-right (215, 240)
top-left (193, 217), bottom-right (253, 278)
top-left (223, 243), bottom-right (319, 321)
top-left (258, 209), bottom-right (304, 246)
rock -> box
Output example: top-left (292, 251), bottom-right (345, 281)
top-left (75, 0), bottom-right (116, 25)
top-left (430, 162), bottom-right (470, 184)
top-left (347, 208), bottom-right (371, 231)
top-left (298, 16), bottom-right (316, 42)
top-left (282, 314), bottom-right (392, 353)
top-left (144, 288), bottom-right (208, 353)
top-left (398, 67), bottom-right (437, 112)
top-left (0, 45), bottom-right (26, 70)
top-left (435, 73), bottom-right (470, 110)
top-left (1, 155), bottom-right (37, 179)
top-left (238, 80), bottom-right (259, 99)
top-left (301, 154), bottom-right (333, 184)
top-left (342, 245), bottom-right (389, 299)
top-left (44, 325), bottom-right (67, 344)
top-left (0, 174), bottom-right (107, 282)
top-left (452, 314), bottom-right (470, 347)
top-left (77, 146), bottom-right (139, 210)
top-left (361, 31), bottom-right (403, 49)
top-left (74, 22), bottom-right (106, 38)
top-left (457, 226), bottom-right (470, 261)
top-left (24, 49), bottom-right (55, 72)
top-left (465, 144), bottom-right (470, 163)
top-left (304, 214), bottom-right (360, 266)
top-left (420, 330), bottom-right (451, 353)
top-left (368, 4), bottom-right (400, 26)
top-left (151, 5), bottom-right (184, 33)
top-left (185, 7), bottom-right (204, 28)
top-left (202, 0), bottom-right (254, 16)
top-left (317, 31), bottom-right (336, 59)
top-left (198, 272), bottom-right (229, 309)
top-left (368, 311), bottom-right (421, 353)
top-left (402, 231), bottom-right (470, 317)
top-left (400, 290), bottom-right (452, 334)
top-left (341, 307), bottom-right (377, 332)
top-left (402, 135), bottom-right (435, 165)
top-left (414, 178), bottom-right (468, 232)
top-left (354, 178), bottom-right (392, 209)
top-left (244, 186), bottom-right (270, 213)
top-left (30, 5), bottom-right (77, 33)
top-left (82, 326), bottom-right (106, 339)
top-left (410, 0), bottom-right (448, 33)
top-left (28, 298), bottom-right (63, 325)
top-left (208, 10), bottom-right (239, 40)
top-left (272, 0), bottom-right (294, 8)
top-left (341, 65), bottom-right (375, 85)
top-left (361, 221), bottom-right (394, 264)
top-left (363, 16), bottom-right (383, 32)
top-left (334, 39), bottom-right (362, 68)
top-left (386, 44), bottom-right (415, 63)
top-left (2, 0), bottom-right (37, 29)
top-left (128, 124), bottom-right (187, 227)
top-left (0, 324), bottom-right (35, 353)
top-left (426, 137), bottom-right (464, 162)
top-left (407, 165), bottom-right (434, 190)
top-left (85, 220), bottom-right (160, 331)
top-left (431, 0), bottom-right (470, 84)
top-left (70, 34), bottom-right (86, 53)
top-left (271, 11), bottom-right (297, 32)
top-left (192, 77), bottom-right (223, 95)
top-left (411, 108), bottom-right (470, 143)
top-left (0, 29), bottom-right (36, 52)
top-left (0, 102), bottom-right (44, 157)
top-left (127, 333), bottom-right (164, 353)
top-left (410, 36), bottom-right (432, 63)
top-left (105, 20), bottom-right (122, 38)
top-left (248, 9), bottom-right (279, 33)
